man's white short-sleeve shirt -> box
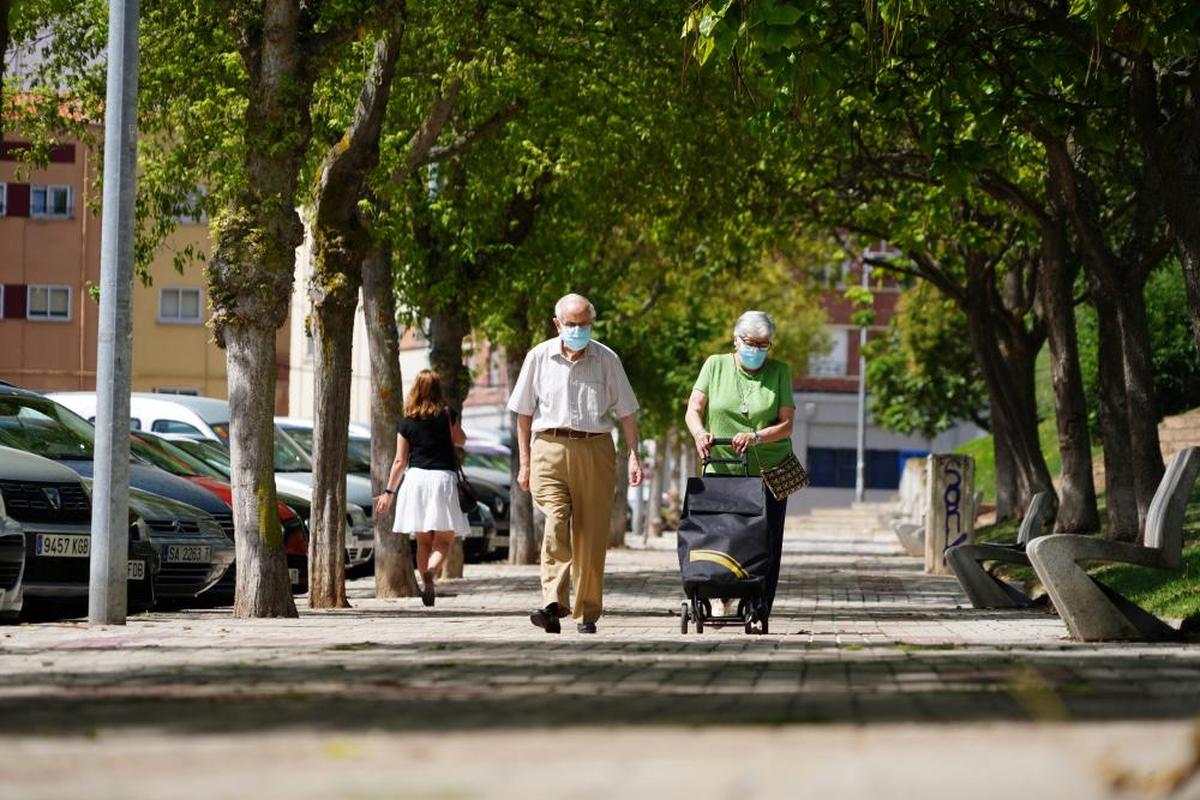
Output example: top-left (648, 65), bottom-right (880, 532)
top-left (506, 337), bottom-right (639, 433)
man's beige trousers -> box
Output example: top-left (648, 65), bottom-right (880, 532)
top-left (530, 433), bottom-right (617, 624)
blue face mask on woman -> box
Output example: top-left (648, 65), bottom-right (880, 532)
top-left (560, 324), bottom-right (592, 352)
top-left (737, 342), bottom-right (768, 370)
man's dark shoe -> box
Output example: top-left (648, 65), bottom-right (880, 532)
top-left (576, 622), bottom-right (597, 634)
top-left (530, 603), bottom-right (562, 634)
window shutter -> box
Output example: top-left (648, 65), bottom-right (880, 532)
top-left (5, 183), bottom-right (29, 217)
top-left (3, 284), bottom-right (27, 319)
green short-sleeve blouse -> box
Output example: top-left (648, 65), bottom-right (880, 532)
top-left (692, 353), bottom-right (795, 476)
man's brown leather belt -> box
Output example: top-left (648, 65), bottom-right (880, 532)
top-left (540, 428), bottom-right (608, 439)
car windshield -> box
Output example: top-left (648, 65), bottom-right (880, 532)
top-left (170, 438), bottom-right (232, 478)
top-left (147, 435), bottom-right (227, 479)
top-left (282, 425), bottom-right (372, 473)
top-left (346, 437), bottom-right (372, 472)
top-left (130, 434), bottom-right (198, 476)
top-left (273, 427), bottom-right (313, 472)
top-left (0, 396), bottom-right (96, 460)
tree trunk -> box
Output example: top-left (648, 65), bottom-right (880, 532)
top-left (429, 310), bottom-right (472, 408)
top-left (1177, 233), bottom-right (1200, 356)
top-left (962, 288), bottom-right (1054, 518)
top-left (439, 540), bottom-right (464, 581)
top-left (1115, 290), bottom-right (1165, 533)
top-left (363, 246), bottom-right (418, 597)
top-left (1092, 291), bottom-right (1140, 541)
top-left (1038, 216), bottom-right (1099, 533)
top-left (224, 326), bottom-right (297, 617)
top-left (647, 434), bottom-right (665, 537)
top-left (991, 402), bottom-right (1018, 522)
top-left (506, 337), bottom-right (539, 564)
top-left (307, 280), bottom-right (355, 609)
top-left (609, 448), bottom-right (629, 548)
top-left (427, 308), bottom-right (470, 579)
top-left (305, 26), bottom-right (402, 609)
top-left (1128, 54), bottom-right (1200, 355)
top-left (1041, 129), bottom-right (1163, 537)
top-left (205, 0), bottom-right (317, 618)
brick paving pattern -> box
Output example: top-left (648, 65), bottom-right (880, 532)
top-left (3, 509), bottom-right (1200, 798)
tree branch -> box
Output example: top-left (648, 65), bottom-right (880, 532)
top-left (420, 99), bottom-right (527, 165)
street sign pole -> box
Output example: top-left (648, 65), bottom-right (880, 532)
top-left (88, 0), bottom-right (140, 625)
top-left (854, 261), bottom-right (870, 504)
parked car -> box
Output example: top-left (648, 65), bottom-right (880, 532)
top-left (131, 431), bottom-right (309, 596)
top-left (273, 416), bottom-right (505, 562)
top-left (123, 486), bottom-right (234, 601)
top-left (0, 386), bottom-right (234, 602)
top-left (275, 417), bottom-right (373, 475)
top-left (49, 392), bottom-right (378, 570)
top-left (0, 451), bottom-right (28, 622)
top-left (0, 445), bottom-right (159, 614)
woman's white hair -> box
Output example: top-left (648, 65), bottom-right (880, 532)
top-left (734, 310), bottom-right (776, 342)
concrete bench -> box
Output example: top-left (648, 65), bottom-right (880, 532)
top-left (946, 491), bottom-right (1054, 609)
top-left (1028, 447), bottom-right (1200, 641)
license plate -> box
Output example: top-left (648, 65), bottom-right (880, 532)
top-left (289, 568), bottom-right (299, 585)
top-left (164, 544), bottom-right (210, 563)
top-left (469, 525), bottom-right (484, 539)
top-left (128, 560), bottom-right (145, 580)
top-left (35, 534), bottom-right (89, 558)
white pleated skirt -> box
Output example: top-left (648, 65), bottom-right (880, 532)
top-left (392, 467), bottom-right (471, 537)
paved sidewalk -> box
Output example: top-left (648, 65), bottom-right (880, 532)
top-left (3, 516), bottom-right (1200, 798)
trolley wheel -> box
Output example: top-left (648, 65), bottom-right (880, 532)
top-left (680, 601), bottom-right (690, 634)
top-left (744, 619), bottom-right (753, 634)
top-left (696, 615), bottom-right (704, 634)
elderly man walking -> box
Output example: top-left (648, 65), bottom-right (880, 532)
top-left (508, 293), bottom-right (643, 634)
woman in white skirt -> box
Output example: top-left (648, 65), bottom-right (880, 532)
top-left (374, 369), bottom-right (469, 606)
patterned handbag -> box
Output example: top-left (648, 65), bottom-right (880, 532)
top-left (759, 451), bottom-right (811, 501)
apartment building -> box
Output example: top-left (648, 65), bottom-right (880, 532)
top-left (790, 253), bottom-right (981, 511)
top-left (0, 133), bottom-right (290, 411)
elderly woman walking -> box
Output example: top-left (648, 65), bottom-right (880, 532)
top-left (684, 310), bottom-right (796, 614)
top-left (375, 369), bottom-right (469, 607)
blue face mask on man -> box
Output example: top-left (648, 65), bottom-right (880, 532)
top-left (737, 341), bottom-right (768, 370)
top-left (560, 324), bottom-right (592, 352)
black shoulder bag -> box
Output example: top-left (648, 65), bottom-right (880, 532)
top-left (446, 409), bottom-right (477, 513)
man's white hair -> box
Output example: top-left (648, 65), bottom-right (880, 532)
top-left (555, 293), bottom-right (597, 322)
top-left (734, 310), bottom-right (776, 342)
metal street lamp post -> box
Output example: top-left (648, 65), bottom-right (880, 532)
top-left (88, 0), bottom-right (140, 625)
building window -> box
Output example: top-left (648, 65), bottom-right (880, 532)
top-left (0, 182), bottom-right (6, 216)
top-left (806, 447), bottom-right (905, 490)
top-left (158, 287), bottom-right (203, 324)
top-left (171, 190), bottom-right (209, 224)
top-left (27, 285), bottom-right (71, 321)
top-left (30, 185), bottom-right (72, 219)
top-left (808, 328), bottom-right (849, 377)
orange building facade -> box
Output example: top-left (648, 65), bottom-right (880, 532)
top-left (0, 134), bottom-right (289, 411)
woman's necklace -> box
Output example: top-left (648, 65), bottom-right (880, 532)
top-left (734, 358), bottom-right (759, 416)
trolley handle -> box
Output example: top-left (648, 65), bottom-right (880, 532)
top-left (701, 437), bottom-right (750, 477)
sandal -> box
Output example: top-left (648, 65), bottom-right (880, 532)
top-left (421, 570), bottom-right (435, 607)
